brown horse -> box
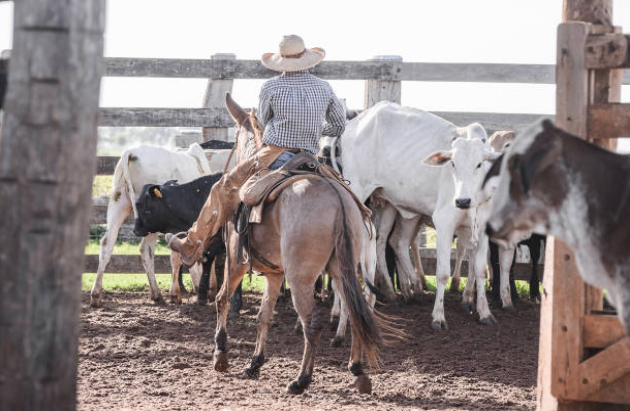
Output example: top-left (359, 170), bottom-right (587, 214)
top-left (212, 94), bottom-right (383, 394)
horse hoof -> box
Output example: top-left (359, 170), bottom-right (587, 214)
top-left (431, 320), bottom-right (448, 331)
top-left (213, 351), bottom-right (229, 372)
top-left (503, 305), bottom-right (517, 313)
top-left (330, 336), bottom-right (344, 348)
top-left (286, 381), bottom-right (306, 395)
top-left (480, 316), bottom-right (497, 326)
top-left (243, 367), bottom-right (259, 379)
top-left (354, 375), bottom-right (372, 395)
top-left (461, 302), bottom-right (474, 313)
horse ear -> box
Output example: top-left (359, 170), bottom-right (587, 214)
top-left (225, 92), bottom-right (248, 127)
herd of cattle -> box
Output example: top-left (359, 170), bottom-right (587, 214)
top-left (90, 101), bottom-right (630, 336)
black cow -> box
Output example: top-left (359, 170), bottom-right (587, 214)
top-left (133, 173), bottom-right (243, 313)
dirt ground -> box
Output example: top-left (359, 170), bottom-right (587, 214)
top-left (78, 289), bottom-right (540, 411)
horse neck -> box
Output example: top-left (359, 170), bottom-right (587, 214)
top-left (236, 127), bottom-right (262, 162)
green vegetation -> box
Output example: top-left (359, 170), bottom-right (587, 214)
top-left (93, 175), bottom-right (113, 198)
top-left (85, 238), bottom-right (171, 255)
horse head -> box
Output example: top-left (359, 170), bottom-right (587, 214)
top-left (225, 92), bottom-right (263, 161)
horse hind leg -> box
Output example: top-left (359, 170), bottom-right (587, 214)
top-left (244, 273), bottom-right (284, 379)
top-left (285, 276), bottom-right (322, 395)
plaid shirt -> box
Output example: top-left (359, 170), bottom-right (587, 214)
top-left (258, 70), bottom-right (346, 154)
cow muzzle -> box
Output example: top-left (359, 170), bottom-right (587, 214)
top-left (455, 198), bottom-right (471, 209)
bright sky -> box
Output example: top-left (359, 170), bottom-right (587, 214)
top-left (0, 1), bottom-right (628, 146)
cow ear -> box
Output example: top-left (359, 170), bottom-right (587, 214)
top-left (149, 185), bottom-right (163, 199)
top-left (423, 150), bottom-right (452, 166)
top-left (520, 136), bottom-right (562, 192)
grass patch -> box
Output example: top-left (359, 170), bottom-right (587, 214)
top-left (82, 272), bottom-right (267, 293)
top-left (85, 239), bottom-right (171, 255)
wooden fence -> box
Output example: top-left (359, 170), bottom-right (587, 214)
top-left (88, 55), bottom-right (630, 276)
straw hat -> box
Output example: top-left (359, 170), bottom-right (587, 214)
top-left (261, 35), bottom-right (325, 72)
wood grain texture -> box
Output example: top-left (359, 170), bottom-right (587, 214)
top-left (201, 54), bottom-right (234, 142)
top-left (563, 0), bottom-right (613, 25)
top-left (583, 315), bottom-right (627, 348)
top-left (577, 338), bottom-right (630, 400)
top-left (0, 0), bottom-right (106, 409)
top-left (585, 33), bottom-right (630, 69)
top-left (588, 103), bottom-right (630, 139)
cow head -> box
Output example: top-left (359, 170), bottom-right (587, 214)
top-left (424, 138), bottom-right (500, 209)
top-left (486, 118), bottom-right (564, 246)
top-left (133, 181), bottom-right (178, 237)
top-left (488, 130), bottom-right (516, 153)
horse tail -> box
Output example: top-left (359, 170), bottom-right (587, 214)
top-left (330, 185), bottom-right (382, 368)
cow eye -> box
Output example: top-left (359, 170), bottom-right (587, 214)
top-left (451, 162), bottom-right (455, 168)
top-left (476, 163), bottom-right (482, 169)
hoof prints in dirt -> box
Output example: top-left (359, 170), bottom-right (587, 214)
top-left (78, 291), bottom-right (539, 410)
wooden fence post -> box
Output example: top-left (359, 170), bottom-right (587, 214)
top-left (364, 55), bottom-right (402, 109)
top-left (0, 50), bottom-right (9, 131)
top-left (201, 53), bottom-right (235, 142)
top-left (0, 1), bottom-right (106, 410)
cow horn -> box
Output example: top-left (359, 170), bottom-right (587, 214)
top-left (225, 92), bottom-right (249, 127)
top-left (153, 188), bottom-right (163, 198)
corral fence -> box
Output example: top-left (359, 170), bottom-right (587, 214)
top-left (80, 53), bottom-right (630, 278)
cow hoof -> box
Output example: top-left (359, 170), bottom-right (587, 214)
top-left (196, 296), bottom-right (208, 306)
top-left (90, 295), bottom-right (102, 308)
top-left (286, 381), bottom-right (305, 395)
top-left (354, 375), bottom-right (372, 395)
top-left (154, 295), bottom-right (166, 305)
top-left (329, 317), bottom-right (339, 332)
top-left (431, 320), bottom-right (448, 331)
top-left (170, 295), bottom-right (182, 305)
top-left (243, 366), bottom-right (260, 379)
top-left (228, 309), bottom-right (240, 319)
top-left (213, 351), bottom-right (229, 372)
top-left (480, 315), bottom-right (497, 326)
top-left (503, 305), bottom-right (517, 313)
top-left (330, 336), bottom-right (344, 348)
top-left (461, 302), bottom-right (474, 313)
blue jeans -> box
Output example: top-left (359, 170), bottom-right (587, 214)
top-left (268, 151), bottom-right (296, 170)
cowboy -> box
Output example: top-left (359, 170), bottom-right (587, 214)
top-left (169, 35), bottom-right (347, 265)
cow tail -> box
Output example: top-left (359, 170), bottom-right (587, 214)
top-left (120, 150), bottom-right (139, 219)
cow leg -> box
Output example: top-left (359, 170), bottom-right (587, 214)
top-left (432, 214), bottom-right (455, 331)
top-left (489, 240), bottom-right (502, 306)
top-left (140, 233), bottom-right (163, 304)
top-left (229, 281), bottom-right (243, 318)
top-left (528, 239), bottom-right (542, 302)
top-left (473, 235), bottom-right (495, 325)
top-left (391, 215), bottom-right (423, 302)
top-left (169, 251), bottom-right (183, 304)
top-left (330, 278), bottom-right (348, 347)
top-left (329, 278), bottom-right (341, 331)
top-left (498, 247), bottom-right (516, 311)
top-left (91, 192), bottom-right (132, 308)
top-left (213, 253), bottom-right (248, 373)
top-left (410, 226), bottom-right (428, 290)
top-left (374, 204), bottom-right (399, 302)
top-left (244, 273), bottom-right (284, 379)
top-left (188, 262), bottom-right (202, 294)
top-left (450, 239), bottom-right (467, 293)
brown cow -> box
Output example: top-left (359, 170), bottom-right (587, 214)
top-left (486, 119), bottom-right (630, 334)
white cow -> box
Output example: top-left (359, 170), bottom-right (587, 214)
top-left (324, 101), bottom-right (499, 329)
top-left (90, 144), bottom-right (212, 307)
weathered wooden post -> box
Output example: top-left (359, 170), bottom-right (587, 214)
top-left (363, 55), bottom-right (402, 109)
top-left (0, 50), bottom-right (9, 130)
top-left (0, 1), bottom-right (106, 410)
top-left (201, 53), bottom-right (236, 142)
